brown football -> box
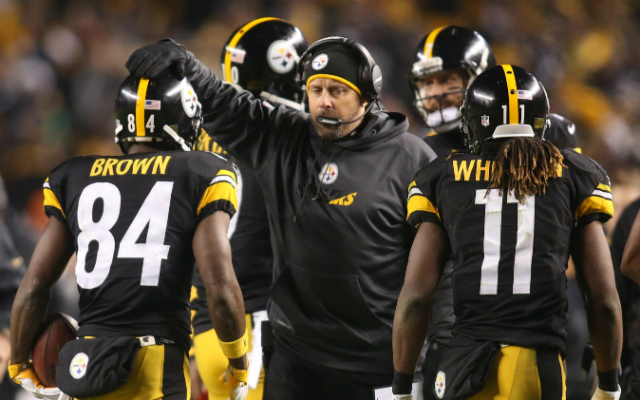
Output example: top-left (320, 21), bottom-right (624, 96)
top-left (32, 312), bottom-right (78, 387)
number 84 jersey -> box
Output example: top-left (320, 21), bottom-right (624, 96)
top-left (407, 149), bottom-right (613, 353)
top-left (43, 150), bottom-right (238, 351)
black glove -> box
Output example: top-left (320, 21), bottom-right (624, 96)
top-left (126, 38), bottom-right (188, 79)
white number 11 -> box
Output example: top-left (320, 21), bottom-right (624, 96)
top-left (475, 189), bottom-right (535, 295)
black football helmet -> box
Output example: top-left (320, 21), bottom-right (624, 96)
top-left (409, 26), bottom-right (496, 133)
top-left (462, 64), bottom-right (549, 154)
top-left (115, 71), bottom-right (202, 154)
top-left (221, 18), bottom-right (308, 110)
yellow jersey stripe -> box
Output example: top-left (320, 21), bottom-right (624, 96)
top-left (575, 196), bottom-right (614, 220)
top-left (408, 180), bottom-right (417, 191)
top-left (197, 181), bottom-right (238, 215)
top-left (224, 17), bottom-right (282, 83)
top-left (424, 26), bottom-right (447, 58)
top-left (407, 195), bottom-right (440, 220)
top-left (136, 78), bottom-right (150, 137)
top-left (306, 74), bottom-right (362, 96)
top-left (217, 169), bottom-right (237, 184)
top-left (501, 65), bottom-right (519, 124)
top-left (597, 183), bottom-right (611, 193)
top-left (43, 188), bottom-right (66, 218)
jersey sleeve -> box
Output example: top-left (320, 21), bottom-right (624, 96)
top-left (406, 159), bottom-right (444, 232)
top-left (196, 157), bottom-right (238, 222)
top-left (563, 149), bottom-right (613, 226)
top-left (43, 167), bottom-right (67, 222)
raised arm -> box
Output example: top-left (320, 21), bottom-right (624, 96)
top-left (571, 221), bottom-right (623, 397)
top-left (392, 221), bottom-right (450, 396)
top-left (127, 40), bottom-right (305, 172)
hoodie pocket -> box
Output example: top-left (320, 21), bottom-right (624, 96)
top-left (269, 264), bottom-right (390, 348)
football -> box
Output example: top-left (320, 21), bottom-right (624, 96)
top-left (32, 312), bottom-right (78, 388)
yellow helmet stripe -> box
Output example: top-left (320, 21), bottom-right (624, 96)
top-left (501, 64), bottom-right (519, 124)
top-left (136, 78), bottom-right (150, 136)
top-left (423, 26), bottom-right (447, 58)
top-left (224, 17), bottom-right (283, 83)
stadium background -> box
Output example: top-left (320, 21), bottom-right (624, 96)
top-left (1, 0), bottom-right (639, 398)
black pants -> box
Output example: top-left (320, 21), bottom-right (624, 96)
top-left (623, 355), bottom-right (640, 399)
top-left (421, 345), bottom-right (443, 400)
top-left (264, 348), bottom-right (393, 400)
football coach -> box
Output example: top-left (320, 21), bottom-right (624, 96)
top-left (127, 32), bottom-right (436, 399)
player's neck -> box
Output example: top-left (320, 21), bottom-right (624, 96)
top-left (128, 144), bottom-right (161, 154)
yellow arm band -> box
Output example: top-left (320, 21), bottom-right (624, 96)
top-left (218, 329), bottom-right (248, 359)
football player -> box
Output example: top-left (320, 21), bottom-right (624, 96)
top-left (8, 71), bottom-right (248, 400)
top-left (407, 26), bottom-right (583, 399)
top-left (190, 18), bottom-right (308, 400)
top-left (394, 65), bottom-right (622, 399)
top-left (409, 26), bottom-right (581, 157)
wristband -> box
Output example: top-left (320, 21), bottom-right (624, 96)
top-left (218, 330), bottom-right (248, 359)
top-left (597, 368), bottom-right (619, 392)
top-left (392, 369), bottom-right (414, 395)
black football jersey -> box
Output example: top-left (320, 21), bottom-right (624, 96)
top-left (190, 130), bottom-right (273, 334)
top-left (407, 149), bottom-right (613, 352)
top-left (422, 131), bottom-right (467, 159)
top-left (44, 151), bottom-right (237, 350)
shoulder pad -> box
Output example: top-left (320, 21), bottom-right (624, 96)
top-left (414, 155), bottom-right (447, 188)
top-left (561, 148), bottom-right (608, 183)
top-left (187, 151), bottom-right (227, 178)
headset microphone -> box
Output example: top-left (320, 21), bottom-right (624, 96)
top-left (316, 102), bottom-right (376, 126)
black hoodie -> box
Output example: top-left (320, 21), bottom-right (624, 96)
top-left (183, 52), bottom-right (436, 374)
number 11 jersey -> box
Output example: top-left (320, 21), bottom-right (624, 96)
top-left (407, 149), bottom-right (613, 353)
top-left (43, 150), bottom-right (238, 351)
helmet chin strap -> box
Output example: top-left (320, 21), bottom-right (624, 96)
top-left (163, 125), bottom-right (192, 151)
top-left (260, 91), bottom-right (305, 111)
top-left (427, 106), bottom-right (462, 133)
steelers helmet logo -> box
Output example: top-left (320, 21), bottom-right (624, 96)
top-left (70, 352), bottom-right (89, 379)
top-left (267, 40), bottom-right (298, 74)
top-left (319, 162), bottom-right (339, 185)
top-left (312, 54), bottom-right (329, 70)
top-left (180, 79), bottom-right (199, 117)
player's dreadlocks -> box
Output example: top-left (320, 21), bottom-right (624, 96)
top-left (487, 137), bottom-right (565, 203)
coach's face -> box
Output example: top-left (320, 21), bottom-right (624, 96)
top-left (308, 78), bottom-right (367, 141)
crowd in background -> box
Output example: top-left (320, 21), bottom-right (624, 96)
top-left (1, 0), bottom-right (640, 398)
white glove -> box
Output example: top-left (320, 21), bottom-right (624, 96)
top-left (392, 395), bottom-right (413, 400)
top-left (219, 364), bottom-right (248, 400)
top-left (8, 361), bottom-right (69, 400)
top-left (591, 386), bottom-right (621, 400)
top-left (13, 376), bottom-right (68, 400)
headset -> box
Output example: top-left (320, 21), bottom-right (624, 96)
top-left (296, 36), bottom-right (383, 103)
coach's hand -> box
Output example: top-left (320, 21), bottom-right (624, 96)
top-left (591, 386), bottom-right (621, 400)
top-left (219, 363), bottom-right (248, 400)
top-left (8, 361), bottom-right (69, 400)
top-left (126, 39), bottom-right (188, 79)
